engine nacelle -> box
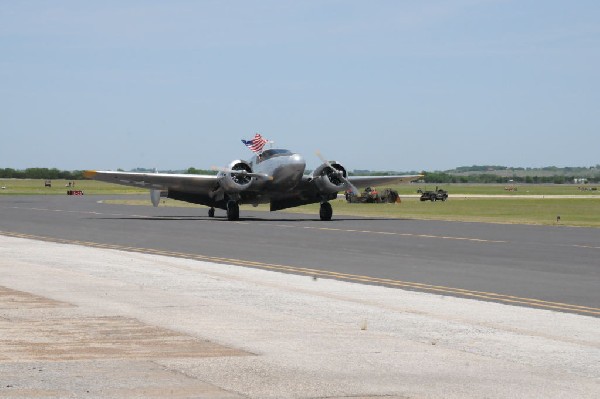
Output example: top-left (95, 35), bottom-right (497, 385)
top-left (312, 161), bottom-right (348, 193)
top-left (217, 160), bottom-right (254, 192)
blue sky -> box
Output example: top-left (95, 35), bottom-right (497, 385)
top-left (1, 1), bottom-right (599, 171)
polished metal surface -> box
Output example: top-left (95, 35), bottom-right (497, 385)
top-left (85, 148), bottom-right (421, 217)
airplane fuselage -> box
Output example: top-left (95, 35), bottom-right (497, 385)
top-left (249, 149), bottom-right (306, 193)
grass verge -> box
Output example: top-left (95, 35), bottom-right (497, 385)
top-left (102, 197), bottom-right (600, 228)
top-left (2, 179), bottom-right (598, 227)
top-left (0, 179), bottom-right (145, 195)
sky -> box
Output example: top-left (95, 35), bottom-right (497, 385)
top-left (1, 0), bottom-right (599, 172)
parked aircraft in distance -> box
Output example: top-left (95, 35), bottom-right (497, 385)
top-left (84, 136), bottom-right (421, 221)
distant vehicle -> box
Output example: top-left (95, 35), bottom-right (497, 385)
top-left (44, 180), bottom-right (51, 188)
top-left (418, 187), bottom-right (448, 202)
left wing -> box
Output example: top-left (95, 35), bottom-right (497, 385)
top-left (83, 170), bottom-right (218, 194)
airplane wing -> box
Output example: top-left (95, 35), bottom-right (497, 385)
top-left (83, 170), bottom-right (217, 194)
top-left (347, 174), bottom-right (423, 189)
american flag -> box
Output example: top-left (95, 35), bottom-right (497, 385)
top-left (241, 133), bottom-right (269, 153)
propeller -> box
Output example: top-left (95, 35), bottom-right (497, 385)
top-left (315, 151), bottom-right (359, 195)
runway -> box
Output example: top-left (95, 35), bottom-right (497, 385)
top-left (2, 194), bottom-right (600, 397)
top-left (1, 194), bottom-right (599, 316)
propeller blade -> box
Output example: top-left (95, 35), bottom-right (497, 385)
top-left (315, 150), bottom-right (330, 167)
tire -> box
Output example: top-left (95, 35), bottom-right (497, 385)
top-left (226, 201), bottom-right (239, 221)
top-left (208, 207), bottom-right (215, 218)
top-left (319, 202), bottom-right (333, 221)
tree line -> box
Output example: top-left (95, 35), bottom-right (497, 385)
top-left (447, 165), bottom-right (600, 174)
top-left (422, 172), bottom-right (600, 184)
top-left (0, 168), bottom-right (85, 180)
top-left (0, 167), bottom-right (218, 179)
top-left (1, 167), bottom-right (598, 184)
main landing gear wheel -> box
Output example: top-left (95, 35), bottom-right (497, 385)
top-left (208, 207), bottom-right (215, 218)
top-left (226, 201), bottom-right (240, 221)
top-left (319, 202), bottom-right (333, 221)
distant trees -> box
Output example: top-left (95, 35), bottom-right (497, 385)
top-left (421, 164), bottom-right (600, 184)
top-left (186, 167), bottom-right (217, 175)
top-left (452, 165), bottom-right (508, 173)
top-left (0, 167), bottom-right (223, 179)
top-left (0, 168), bottom-right (84, 179)
top-left (423, 172), bottom-right (600, 184)
top-left (1, 166), bottom-right (598, 184)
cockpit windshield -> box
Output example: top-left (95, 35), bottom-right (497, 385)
top-left (258, 149), bottom-right (293, 162)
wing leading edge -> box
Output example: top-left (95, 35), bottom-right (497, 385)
top-left (83, 170), bottom-right (218, 194)
top-left (347, 174), bottom-right (423, 189)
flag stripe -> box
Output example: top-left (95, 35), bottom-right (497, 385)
top-left (242, 133), bottom-right (269, 153)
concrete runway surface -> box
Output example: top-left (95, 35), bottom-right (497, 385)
top-left (0, 235), bottom-right (599, 398)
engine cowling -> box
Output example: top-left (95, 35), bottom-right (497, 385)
top-left (217, 160), bottom-right (254, 192)
top-left (312, 161), bottom-right (348, 193)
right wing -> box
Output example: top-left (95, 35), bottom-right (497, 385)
top-left (83, 170), bottom-right (218, 194)
top-left (269, 173), bottom-right (422, 212)
top-left (347, 174), bottom-right (423, 189)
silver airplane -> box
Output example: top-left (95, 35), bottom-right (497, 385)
top-left (84, 147), bottom-right (421, 221)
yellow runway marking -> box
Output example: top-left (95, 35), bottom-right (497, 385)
top-left (573, 244), bottom-right (600, 250)
top-left (1, 230), bottom-right (598, 317)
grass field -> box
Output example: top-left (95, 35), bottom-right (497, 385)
top-left (100, 197), bottom-right (600, 228)
top-left (2, 179), bottom-right (599, 227)
top-left (1, 179), bottom-right (598, 196)
top-left (295, 197), bottom-right (600, 227)
top-left (394, 183), bottom-right (599, 196)
top-left (0, 179), bottom-right (145, 195)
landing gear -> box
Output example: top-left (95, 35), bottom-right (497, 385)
top-left (208, 207), bottom-right (215, 218)
top-left (226, 200), bottom-right (240, 221)
top-left (319, 202), bottom-right (333, 221)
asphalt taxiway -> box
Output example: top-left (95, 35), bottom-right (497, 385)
top-left (1, 194), bottom-right (599, 315)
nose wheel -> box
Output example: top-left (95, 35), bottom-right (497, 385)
top-left (319, 202), bottom-right (332, 221)
top-left (208, 207), bottom-right (215, 218)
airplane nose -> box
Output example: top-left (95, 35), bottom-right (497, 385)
top-left (272, 153), bottom-right (306, 189)
top-left (289, 154), bottom-right (306, 188)
top-left (291, 154), bottom-right (306, 172)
